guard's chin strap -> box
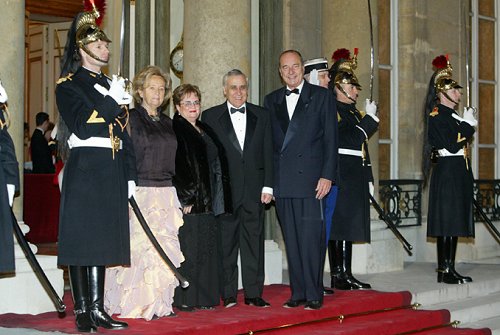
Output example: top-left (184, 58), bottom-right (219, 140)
top-left (441, 91), bottom-right (458, 106)
top-left (336, 84), bottom-right (356, 103)
top-left (81, 45), bottom-right (109, 65)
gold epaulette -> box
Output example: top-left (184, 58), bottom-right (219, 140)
top-left (56, 73), bottom-right (74, 85)
top-left (429, 107), bottom-right (439, 117)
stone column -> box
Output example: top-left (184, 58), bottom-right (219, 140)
top-left (134, 0), bottom-right (151, 74)
top-left (0, 0), bottom-right (25, 216)
top-left (183, 0), bottom-right (251, 109)
top-left (321, 0), bottom-right (379, 190)
top-left (154, 0), bottom-right (170, 73)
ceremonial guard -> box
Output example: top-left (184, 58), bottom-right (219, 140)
top-left (422, 55), bottom-right (476, 284)
top-left (328, 48), bottom-right (379, 290)
top-left (0, 80), bottom-right (19, 273)
top-left (55, 1), bottom-right (136, 332)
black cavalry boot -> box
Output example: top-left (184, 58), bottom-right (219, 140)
top-left (437, 237), bottom-right (473, 284)
top-left (331, 240), bottom-right (371, 290)
top-left (69, 266), bottom-right (96, 333)
top-left (88, 266), bottom-right (128, 330)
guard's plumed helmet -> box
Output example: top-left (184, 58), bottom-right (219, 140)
top-left (60, 0), bottom-right (110, 77)
top-left (432, 54), bottom-right (462, 93)
top-left (76, 0), bottom-right (111, 48)
top-left (330, 48), bottom-right (361, 89)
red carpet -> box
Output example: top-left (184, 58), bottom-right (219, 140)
top-left (0, 285), bottom-right (491, 335)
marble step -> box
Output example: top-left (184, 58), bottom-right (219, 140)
top-left (428, 291), bottom-right (500, 324)
top-left (462, 315), bottom-right (500, 335)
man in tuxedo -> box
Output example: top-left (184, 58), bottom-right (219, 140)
top-left (31, 112), bottom-right (55, 173)
top-left (202, 69), bottom-right (273, 308)
top-left (263, 50), bottom-right (338, 310)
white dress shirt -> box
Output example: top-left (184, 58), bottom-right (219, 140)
top-left (227, 102), bottom-right (247, 150)
top-left (226, 102), bottom-right (273, 196)
top-left (285, 80), bottom-right (304, 120)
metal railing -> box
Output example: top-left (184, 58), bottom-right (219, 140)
top-left (378, 179), bottom-right (500, 226)
top-left (473, 179), bottom-right (500, 221)
top-left (378, 180), bottom-right (423, 227)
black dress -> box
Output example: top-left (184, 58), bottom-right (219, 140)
top-left (330, 101), bottom-right (378, 242)
top-left (172, 113), bottom-right (232, 308)
top-left (427, 104), bottom-right (475, 237)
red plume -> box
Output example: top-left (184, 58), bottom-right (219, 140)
top-left (354, 48), bottom-right (359, 56)
top-left (83, 0), bottom-right (106, 26)
top-left (332, 48), bottom-right (351, 63)
top-left (432, 55), bottom-right (448, 70)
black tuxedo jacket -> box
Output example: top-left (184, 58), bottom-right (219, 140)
top-left (31, 128), bottom-right (55, 173)
top-left (263, 81), bottom-right (338, 198)
top-left (202, 102), bottom-right (273, 207)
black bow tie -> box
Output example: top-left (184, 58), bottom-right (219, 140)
top-left (285, 88), bottom-right (300, 96)
top-left (230, 107), bottom-right (245, 114)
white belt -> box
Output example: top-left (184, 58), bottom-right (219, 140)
top-left (339, 148), bottom-right (363, 157)
top-left (67, 134), bottom-right (123, 150)
top-left (438, 148), bottom-right (464, 157)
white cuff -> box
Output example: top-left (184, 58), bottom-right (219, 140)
top-left (261, 187), bottom-right (273, 196)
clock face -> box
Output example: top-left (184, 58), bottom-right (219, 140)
top-left (171, 48), bottom-right (183, 72)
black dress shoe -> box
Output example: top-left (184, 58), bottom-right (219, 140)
top-left (304, 300), bottom-right (322, 310)
top-left (223, 296), bottom-right (237, 308)
top-left (244, 297), bottom-right (270, 307)
top-left (177, 304), bottom-right (195, 312)
top-left (197, 306), bottom-right (215, 310)
top-left (323, 287), bottom-right (334, 295)
top-left (283, 299), bottom-right (306, 308)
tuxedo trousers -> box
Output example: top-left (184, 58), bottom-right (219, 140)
top-left (276, 197), bottom-right (325, 302)
top-left (218, 202), bottom-right (265, 299)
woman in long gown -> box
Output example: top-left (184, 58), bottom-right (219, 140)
top-left (105, 66), bottom-right (184, 320)
top-left (172, 84), bottom-right (232, 311)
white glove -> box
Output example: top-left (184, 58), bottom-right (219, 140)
top-left (128, 180), bottom-right (136, 199)
top-left (309, 69), bottom-right (319, 86)
top-left (451, 112), bottom-right (464, 123)
top-left (94, 83), bottom-right (109, 96)
top-left (107, 75), bottom-right (132, 105)
top-left (7, 184), bottom-right (15, 207)
top-left (463, 107), bottom-right (478, 127)
top-left (369, 182), bottom-right (374, 197)
top-left (365, 99), bottom-right (379, 121)
top-left (0, 80), bottom-right (8, 103)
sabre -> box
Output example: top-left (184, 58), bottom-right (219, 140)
top-left (369, 195), bottom-right (413, 256)
top-left (11, 209), bottom-right (66, 312)
top-left (367, 0), bottom-right (375, 101)
top-left (463, 2), bottom-right (471, 107)
top-left (129, 197), bottom-right (189, 288)
top-left (117, 0), bottom-right (125, 77)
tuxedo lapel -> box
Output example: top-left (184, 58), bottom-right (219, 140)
top-left (281, 82), bottom-right (311, 152)
top-left (243, 108), bottom-right (257, 153)
top-left (218, 106), bottom-right (243, 155)
top-left (275, 94), bottom-right (290, 135)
